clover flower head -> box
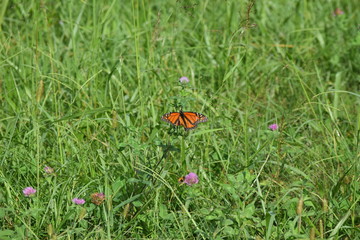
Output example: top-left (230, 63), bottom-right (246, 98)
top-left (91, 192), bottom-right (105, 205)
top-left (179, 76), bottom-right (190, 83)
top-left (72, 198), bottom-right (86, 205)
top-left (23, 187), bottom-right (36, 197)
top-left (44, 166), bottom-right (54, 174)
top-left (268, 124), bottom-right (279, 131)
top-left (333, 8), bottom-right (344, 16)
top-left (183, 172), bottom-right (199, 186)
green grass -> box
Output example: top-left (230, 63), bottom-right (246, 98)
top-left (1, 0), bottom-right (359, 239)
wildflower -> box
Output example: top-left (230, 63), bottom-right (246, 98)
top-left (268, 123), bottom-right (279, 131)
top-left (91, 192), bottom-right (105, 205)
top-left (23, 187), bottom-right (36, 197)
top-left (332, 8), bottom-right (344, 16)
top-left (72, 198), bottom-right (86, 205)
top-left (44, 166), bottom-right (54, 174)
top-left (183, 172), bottom-right (199, 186)
top-left (179, 76), bottom-right (190, 83)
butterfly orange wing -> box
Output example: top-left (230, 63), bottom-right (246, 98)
top-left (161, 111), bottom-right (208, 130)
top-left (177, 113), bottom-right (198, 130)
top-left (161, 112), bottom-right (181, 126)
top-left (182, 112), bottom-right (208, 124)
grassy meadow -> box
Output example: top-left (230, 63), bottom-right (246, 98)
top-left (1, 0), bottom-right (359, 239)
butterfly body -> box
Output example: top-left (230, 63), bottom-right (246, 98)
top-left (161, 111), bottom-right (208, 130)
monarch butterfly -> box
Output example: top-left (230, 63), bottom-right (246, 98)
top-left (161, 111), bottom-right (208, 130)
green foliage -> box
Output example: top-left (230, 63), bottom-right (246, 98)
top-left (1, 0), bottom-right (359, 239)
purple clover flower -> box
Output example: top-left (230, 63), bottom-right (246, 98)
top-left (72, 198), bottom-right (86, 205)
top-left (183, 172), bottom-right (199, 186)
top-left (44, 166), bottom-right (54, 174)
top-left (268, 124), bottom-right (279, 131)
top-left (179, 76), bottom-right (190, 83)
top-left (23, 187), bottom-right (37, 197)
top-left (333, 8), bottom-right (344, 16)
top-left (91, 192), bottom-right (105, 205)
